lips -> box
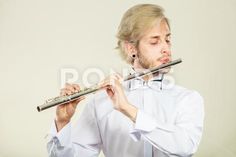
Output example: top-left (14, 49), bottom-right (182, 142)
top-left (152, 56), bottom-right (172, 68)
top-left (159, 56), bottom-right (171, 64)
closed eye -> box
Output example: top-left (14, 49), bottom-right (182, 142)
top-left (150, 42), bottom-right (158, 45)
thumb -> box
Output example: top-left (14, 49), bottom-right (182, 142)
top-left (106, 86), bottom-right (114, 98)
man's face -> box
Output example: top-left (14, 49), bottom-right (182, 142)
top-left (136, 19), bottom-right (171, 69)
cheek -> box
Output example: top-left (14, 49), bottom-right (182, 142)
top-left (138, 42), bottom-right (162, 60)
top-left (144, 45), bottom-right (163, 59)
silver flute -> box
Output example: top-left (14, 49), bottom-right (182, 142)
top-left (37, 58), bottom-right (182, 112)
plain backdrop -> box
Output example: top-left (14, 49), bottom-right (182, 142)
top-left (0, 0), bottom-right (236, 157)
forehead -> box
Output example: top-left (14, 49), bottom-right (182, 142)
top-left (142, 19), bottom-right (170, 40)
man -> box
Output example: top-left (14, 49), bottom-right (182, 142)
top-left (47, 4), bottom-right (204, 157)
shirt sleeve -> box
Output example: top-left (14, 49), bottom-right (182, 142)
top-left (46, 98), bottom-right (102, 157)
top-left (129, 91), bottom-right (204, 156)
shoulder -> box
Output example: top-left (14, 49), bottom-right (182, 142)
top-left (168, 85), bottom-right (204, 103)
top-left (171, 85), bottom-right (204, 109)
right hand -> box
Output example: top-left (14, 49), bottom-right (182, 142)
top-left (55, 83), bottom-right (85, 131)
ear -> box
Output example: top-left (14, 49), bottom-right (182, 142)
top-left (124, 41), bottom-right (137, 56)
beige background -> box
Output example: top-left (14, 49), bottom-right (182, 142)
top-left (0, 0), bottom-right (236, 157)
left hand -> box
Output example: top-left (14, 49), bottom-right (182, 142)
top-left (98, 73), bottom-right (128, 111)
top-left (98, 73), bottom-right (138, 122)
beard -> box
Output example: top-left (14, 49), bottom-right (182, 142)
top-left (136, 51), bottom-right (171, 74)
top-left (137, 52), bottom-right (153, 69)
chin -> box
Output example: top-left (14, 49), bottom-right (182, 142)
top-left (160, 67), bottom-right (171, 74)
top-left (152, 61), bottom-right (167, 68)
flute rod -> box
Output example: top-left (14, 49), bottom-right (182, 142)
top-left (37, 58), bottom-right (182, 112)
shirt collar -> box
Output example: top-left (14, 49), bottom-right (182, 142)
top-left (123, 67), bottom-right (174, 91)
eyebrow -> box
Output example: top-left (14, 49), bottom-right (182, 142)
top-left (150, 33), bottom-right (171, 39)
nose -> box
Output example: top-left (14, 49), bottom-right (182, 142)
top-left (161, 40), bottom-right (171, 55)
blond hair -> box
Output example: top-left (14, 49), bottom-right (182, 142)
top-left (116, 4), bottom-right (170, 64)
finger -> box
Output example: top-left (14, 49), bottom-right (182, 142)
top-left (64, 89), bottom-right (73, 95)
top-left (106, 86), bottom-right (115, 98)
top-left (65, 83), bottom-right (76, 92)
top-left (112, 74), bottom-right (124, 84)
top-left (98, 82), bottom-right (109, 89)
top-left (110, 74), bottom-right (125, 93)
top-left (107, 75), bottom-right (120, 87)
top-left (60, 89), bottom-right (67, 96)
top-left (99, 79), bottom-right (115, 88)
top-left (73, 96), bottom-right (86, 107)
top-left (98, 74), bottom-right (119, 89)
top-left (98, 78), bottom-right (111, 88)
top-left (76, 96), bottom-right (85, 102)
top-left (108, 75), bottom-right (117, 85)
top-left (71, 102), bottom-right (79, 108)
top-left (113, 73), bottom-right (123, 84)
top-left (72, 84), bottom-right (80, 92)
top-left (72, 96), bottom-right (85, 102)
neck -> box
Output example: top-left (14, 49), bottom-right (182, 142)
top-left (132, 59), bottom-right (153, 81)
top-left (132, 67), bottom-right (161, 81)
top-left (132, 59), bottom-right (165, 81)
top-left (142, 75), bottom-right (153, 81)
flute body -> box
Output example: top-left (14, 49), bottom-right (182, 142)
top-left (37, 58), bottom-right (182, 112)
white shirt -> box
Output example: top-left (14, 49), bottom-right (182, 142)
top-left (47, 74), bottom-right (204, 157)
